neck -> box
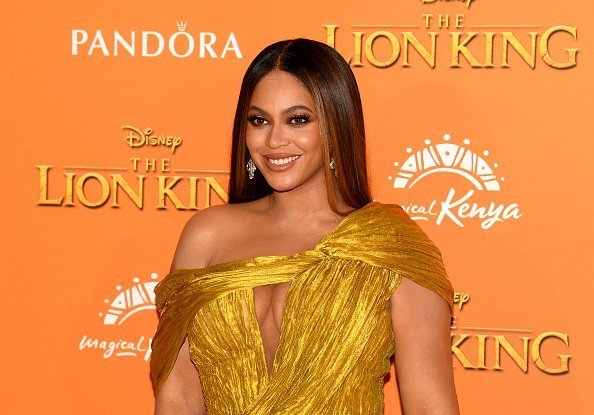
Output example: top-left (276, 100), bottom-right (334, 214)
top-left (265, 174), bottom-right (350, 223)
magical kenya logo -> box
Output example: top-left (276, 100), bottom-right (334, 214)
top-left (388, 133), bottom-right (522, 229)
top-left (78, 273), bottom-right (159, 361)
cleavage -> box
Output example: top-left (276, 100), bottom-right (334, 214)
top-left (252, 281), bottom-right (292, 376)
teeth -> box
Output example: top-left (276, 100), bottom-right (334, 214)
top-left (268, 155), bottom-right (300, 165)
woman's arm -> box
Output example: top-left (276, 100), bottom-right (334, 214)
top-left (390, 276), bottom-right (460, 414)
top-left (154, 337), bottom-right (206, 415)
top-left (154, 209), bottom-right (220, 415)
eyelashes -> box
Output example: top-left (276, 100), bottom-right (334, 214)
top-left (291, 113), bottom-right (311, 123)
top-left (247, 113), bottom-right (311, 127)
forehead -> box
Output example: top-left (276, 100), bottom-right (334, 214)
top-left (250, 70), bottom-right (315, 110)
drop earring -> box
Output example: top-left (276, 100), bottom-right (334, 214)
top-left (329, 157), bottom-right (338, 178)
top-left (246, 158), bottom-right (256, 180)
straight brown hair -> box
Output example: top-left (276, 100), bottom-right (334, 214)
top-left (228, 38), bottom-right (372, 214)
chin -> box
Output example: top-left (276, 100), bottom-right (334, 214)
top-left (265, 178), bottom-right (303, 193)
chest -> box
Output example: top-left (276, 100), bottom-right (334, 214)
top-left (187, 258), bottom-right (398, 383)
top-left (183, 260), bottom-right (398, 415)
top-left (252, 282), bottom-right (292, 373)
top-left (253, 282), bottom-right (291, 330)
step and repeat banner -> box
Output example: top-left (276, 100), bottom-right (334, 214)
top-left (1, 0), bottom-right (592, 413)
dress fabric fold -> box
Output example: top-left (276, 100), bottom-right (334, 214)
top-left (150, 201), bottom-right (455, 414)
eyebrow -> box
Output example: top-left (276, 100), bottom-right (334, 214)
top-left (248, 105), bottom-right (313, 115)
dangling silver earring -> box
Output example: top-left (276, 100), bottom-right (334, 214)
top-left (246, 158), bottom-right (257, 180)
top-left (329, 157), bottom-right (338, 178)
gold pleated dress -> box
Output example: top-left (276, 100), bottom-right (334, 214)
top-left (150, 201), bottom-right (454, 414)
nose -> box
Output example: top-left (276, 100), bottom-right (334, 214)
top-left (265, 123), bottom-right (291, 149)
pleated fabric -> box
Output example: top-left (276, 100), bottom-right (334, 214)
top-left (150, 201), bottom-right (454, 414)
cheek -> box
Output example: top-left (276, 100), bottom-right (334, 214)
top-left (245, 128), bottom-right (264, 150)
top-left (245, 132), bottom-right (270, 159)
top-left (293, 129), bottom-right (323, 155)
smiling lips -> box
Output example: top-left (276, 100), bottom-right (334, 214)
top-left (262, 153), bottom-right (302, 172)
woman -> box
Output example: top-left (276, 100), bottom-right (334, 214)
top-left (150, 38), bottom-right (460, 414)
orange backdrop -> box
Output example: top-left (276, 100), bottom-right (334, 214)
top-left (1, 0), bottom-right (593, 413)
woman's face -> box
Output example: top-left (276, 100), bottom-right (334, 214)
top-left (245, 69), bottom-right (324, 193)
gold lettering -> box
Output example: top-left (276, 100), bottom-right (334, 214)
top-left (423, 14), bottom-right (432, 29)
top-left (323, 24), bottom-right (579, 69)
top-left (532, 332), bottom-right (571, 374)
top-left (365, 31), bottom-right (400, 68)
top-left (122, 126), bottom-right (182, 154)
top-left (422, 0), bottom-right (474, 8)
top-left (451, 334), bottom-right (475, 369)
top-left (501, 32), bottom-right (538, 69)
top-left (64, 172), bottom-right (75, 206)
top-left (36, 165), bottom-right (63, 205)
top-left (351, 32), bottom-right (364, 66)
top-left (450, 32), bottom-right (482, 67)
top-left (76, 173), bottom-right (110, 208)
top-left (157, 176), bottom-right (188, 209)
top-left (145, 158), bottom-right (157, 172)
top-left (494, 335), bottom-right (530, 372)
top-left (36, 164), bottom-right (229, 210)
top-left (130, 157), bottom-right (140, 171)
top-left (205, 177), bottom-right (229, 205)
top-left (323, 24), bottom-right (339, 49)
top-left (484, 32), bottom-right (495, 67)
top-left (540, 26), bottom-right (578, 69)
top-left (476, 334), bottom-right (487, 369)
top-left (402, 32), bottom-right (437, 68)
top-left (111, 174), bottom-right (144, 208)
top-left (188, 176), bottom-right (199, 209)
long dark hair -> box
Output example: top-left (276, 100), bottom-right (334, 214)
top-left (228, 38), bottom-right (372, 214)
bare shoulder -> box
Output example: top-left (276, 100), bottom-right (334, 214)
top-left (170, 199), bottom-right (266, 271)
top-left (170, 203), bottom-right (234, 271)
top-left (390, 277), bottom-right (451, 320)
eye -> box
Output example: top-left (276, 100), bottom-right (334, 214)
top-left (289, 113), bottom-right (311, 125)
top-left (247, 115), bottom-right (267, 126)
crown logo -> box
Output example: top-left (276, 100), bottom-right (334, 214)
top-left (390, 133), bottom-right (503, 191)
top-left (99, 273), bottom-right (160, 325)
top-left (176, 20), bottom-right (188, 32)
